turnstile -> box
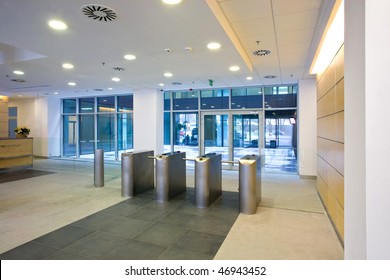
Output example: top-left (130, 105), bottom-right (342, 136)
top-left (194, 153), bottom-right (222, 208)
top-left (121, 150), bottom-right (154, 197)
top-left (153, 151), bottom-right (186, 202)
top-left (239, 154), bottom-right (261, 214)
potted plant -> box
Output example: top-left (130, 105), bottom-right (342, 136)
top-left (14, 126), bottom-right (31, 138)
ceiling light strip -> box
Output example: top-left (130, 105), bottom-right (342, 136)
top-left (205, 0), bottom-right (253, 72)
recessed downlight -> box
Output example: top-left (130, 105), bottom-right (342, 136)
top-left (13, 70), bottom-right (24, 75)
top-left (207, 42), bottom-right (221, 50)
top-left (162, 0), bottom-right (182, 5)
top-left (164, 72), bottom-right (173, 78)
top-left (159, 83), bottom-right (164, 87)
top-left (124, 54), bottom-right (136, 60)
top-left (68, 82), bottom-right (76, 86)
top-left (53, 92), bottom-right (59, 95)
top-left (108, 88), bottom-right (113, 90)
top-left (229, 65), bottom-right (240, 72)
top-left (246, 76), bottom-right (253, 80)
top-left (48, 20), bottom-right (68, 30)
top-left (62, 63), bottom-right (74, 69)
top-left (112, 77), bottom-right (120, 82)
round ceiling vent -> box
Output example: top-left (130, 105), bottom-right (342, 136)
top-left (253, 49), bottom-right (271, 56)
top-left (10, 78), bottom-right (26, 83)
top-left (81, 4), bottom-right (117, 22)
top-left (264, 75), bottom-right (277, 79)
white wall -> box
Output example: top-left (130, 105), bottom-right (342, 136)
top-left (345, 0), bottom-right (390, 259)
top-left (133, 89), bottom-right (164, 154)
top-left (298, 79), bottom-right (317, 177)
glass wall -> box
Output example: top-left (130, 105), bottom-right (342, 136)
top-left (164, 84), bottom-right (298, 173)
top-left (62, 94), bottom-right (133, 160)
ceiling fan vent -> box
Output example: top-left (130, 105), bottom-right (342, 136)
top-left (10, 78), bottom-right (26, 83)
top-left (253, 49), bottom-right (271, 56)
top-left (81, 4), bottom-right (117, 22)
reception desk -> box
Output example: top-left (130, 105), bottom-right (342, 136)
top-left (0, 138), bottom-right (33, 169)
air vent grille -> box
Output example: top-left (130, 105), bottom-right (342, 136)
top-left (81, 4), bottom-right (117, 22)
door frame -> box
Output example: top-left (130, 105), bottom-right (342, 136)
top-left (200, 110), bottom-right (263, 168)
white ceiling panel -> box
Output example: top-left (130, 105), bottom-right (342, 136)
top-left (274, 9), bottom-right (320, 33)
top-left (218, 0), bottom-right (272, 22)
top-left (272, 0), bottom-right (323, 16)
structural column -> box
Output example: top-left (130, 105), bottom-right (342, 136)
top-left (133, 89), bottom-right (164, 154)
top-left (344, 0), bottom-right (390, 259)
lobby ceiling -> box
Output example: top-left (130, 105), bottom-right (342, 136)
top-left (0, 0), bottom-right (330, 98)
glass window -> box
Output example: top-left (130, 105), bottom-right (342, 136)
top-left (173, 91), bottom-right (199, 110)
top-left (231, 88), bottom-right (262, 109)
top-left (264, 87), bottom-right (278, 95)
top-left (97, 114), bottom-right (115, 152)
top-left (201, 89), bottom-right (229, 109)
top-left (8, 107), bottom-right (17, 117)
top-left (79, 98), bottom-right (95, 113)
top-left (63, 115), bottom-right (76, 157)
top-left (97, 96), bottom-right (115, 112)
top-left (164, 92), bottom-right (171, 111)
top-left (118, 113), bottom-right (133, 151)
top-left (63, 99), bottom-right (76, 114)
top-left (79, 115), bottom-right (94, 155)
top-left (117, 95), bottom-right (133, 112)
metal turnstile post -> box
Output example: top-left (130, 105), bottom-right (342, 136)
top-left (94, 149), bottom-right (104, 187)
top-left (121, 150), bottom-right (154, 197)
top-left (239, 154), bottom-right (261, 214)
top-left (153, 151), bottom-right (186, 202)
top-left (194, 153), bottom-right (222, 208)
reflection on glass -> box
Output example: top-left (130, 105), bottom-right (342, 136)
top-left (231, 88), bottom-right (262, 109)
top-left (79, 115), bottom-right (94, 155)
top-left (97, 96), bottom-right (115, 112)
top-left (233, 114), bottom-right (259, 162)
top-left (117, 95), bottom-right (133, 112)
top-left (173, 91), bottom-right (199, 110)
top-left (204, 115), bottom-right (228, 160)
top-left (118, 113), bottom-right (133, 152)
top-left (97, 114), bottom-right (115, 153)
top-left (79, 98), bottom-right (95, 113)
top-left (174, 112), bottom-right (198, 159)
top-left (63, 115), bottom-right (76, 157)
top-left (200, 89), bottom-right (229, 109)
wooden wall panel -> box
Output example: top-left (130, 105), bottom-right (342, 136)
top-left (316, 44), bottom-right (344, 242)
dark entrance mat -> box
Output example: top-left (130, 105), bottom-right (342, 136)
top-left (0, 169), bottom-right (55, 184)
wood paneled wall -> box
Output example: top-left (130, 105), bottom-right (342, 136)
top-left (0, 96), bottom-right (9, 138)
top-left (316, 45), bottom-right (344, 241)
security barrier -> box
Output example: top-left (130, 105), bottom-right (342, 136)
top-left (151, 151), bottom-right (186, 202)
top-left (194, 153), bottom-right (222, 208)
top-left (121, 150), bottom-right (154, 197)
top-left (239, 154), bottom-right (261, 214)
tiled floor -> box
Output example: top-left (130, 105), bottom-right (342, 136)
top-left (0, 186), bottom-right (239, 260)
top-left (0, 158), bottom-right (343, 260)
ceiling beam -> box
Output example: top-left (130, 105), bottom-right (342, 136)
top-left (205, 0), bottom-right (253, 72)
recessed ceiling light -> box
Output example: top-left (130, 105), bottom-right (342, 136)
top-left (162, 0), bottom-right (182, 5)
top-left (159, 83), bottom-right (164, 87)
top-left (207, 42), bottom-right (221, 50)
top-left (124, 54), bottom-right (136, 60)
top-left (229, 65), bottom-right (240, 72)
top-left (13, 70), bottom-right (24, 75)
top-left (54, 92), bottom-right (59, 95)
top-left (112, 77), bottom-right (120, 82)
top-left (108, 88), bottom-right (113, 90)
top-left (48, 20), bottom-right (68, 30)
top-left (164, 72), bottom-right (173, 78)
top-left (246, 76), bottom-right (253, 80)
top-left (62, 63), bottom-right (74, 69)
top-left (68, 82), bottom-right (76, 86)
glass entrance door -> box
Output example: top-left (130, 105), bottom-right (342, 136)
top-left (233, 114), bottom-right (261, 162)
top-left (201, 111), bottom-right (262, 168)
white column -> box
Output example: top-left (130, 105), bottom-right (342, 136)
top-left (298, 79), bottom-right (317, 177)
top-left (345, 0), bottom-right (390, 259)
top-left (133, 89), bottom-right (164, 154)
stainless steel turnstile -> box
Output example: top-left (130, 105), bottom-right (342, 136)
top-left (152, 151), bottom-right (186, 202)
top-left (194, 153), bottom-right (222, 208)
top-left (239, 154), bottom-right (261, 214)
top-left (94, 149), bottom-right (104, 187)
top-left (121, 150), bottom-right (154, 197)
